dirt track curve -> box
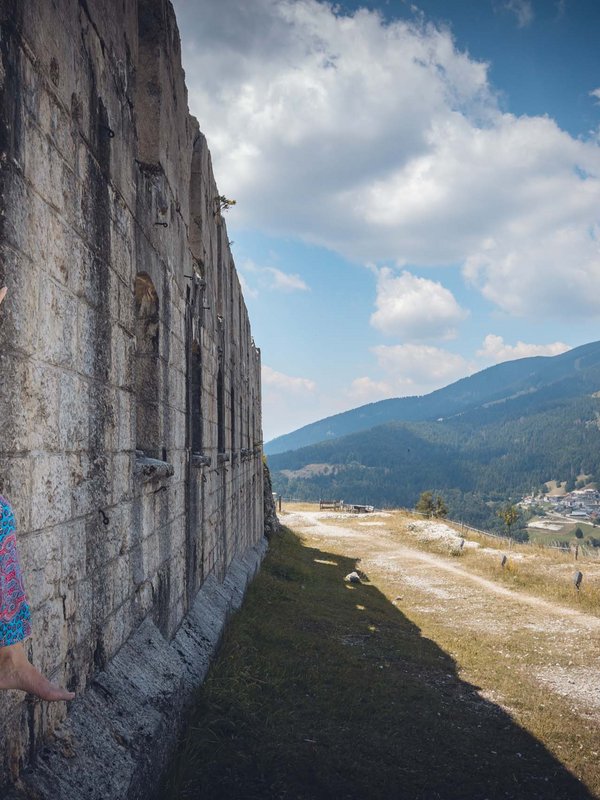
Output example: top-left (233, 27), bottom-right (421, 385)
top-left (283, 509), bottom-right (600, 720)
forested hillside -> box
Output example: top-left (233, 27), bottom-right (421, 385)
top-left (266, 340), bottom-right (600, 455)
top-left (269, 354), bottom-right (600, 532)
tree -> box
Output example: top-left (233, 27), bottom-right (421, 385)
top-left (433, 495), bottom-right (448, 518)
top-left (416, 491), bottom-right (448, 519)
top-left (574, 527), bottom-right (584, 539)
top-left (416, 491), bottom-right (434, 517)
top-left (498, 505), bottom-right (519, 536)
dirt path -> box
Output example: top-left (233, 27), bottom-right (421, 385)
top-left (285, 510), bottom-right (596, 612)
top-left (283, 509), bottom-right (600, 722)
top-left (376, 542), bottom-right (600, 626)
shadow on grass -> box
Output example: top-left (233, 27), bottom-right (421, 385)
top-left (163, 528), bottom-right (593, 800)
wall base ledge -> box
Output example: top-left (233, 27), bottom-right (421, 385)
top-left (4, 537), bottom-right (269, 800)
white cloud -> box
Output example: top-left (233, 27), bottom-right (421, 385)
top-left (262, 365), bottom-right (316, 392)
top-left (175, 0), bottom-right (600, 319)
top-left (264, 267), bottom-right (309, 292)
top-left (463, 216), bottom-right (600, 316)
top-left (591, 88), bottom-right (600, 105)
top-left (347, 376), bottom-right (393, 403)
top-left (262, 364), bottom-right (319, 440)
top-left (175, 0), bottom-right (493, 246)
top-left (372, 343), bottom-right (471, 395)
top-left (370, 268), bottom-right (467, 340)
top-left (242, 260), bottom-right (309, 293)
top-left (477, 334), bottom-right (571, 364)
top-left (501, 0), bottom-right (534, 28)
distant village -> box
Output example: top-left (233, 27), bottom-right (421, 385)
top-left (521, 488), bottom-right (600, 525)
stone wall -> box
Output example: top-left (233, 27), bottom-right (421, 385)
top-left (0, 0), bottom-right (264, 787)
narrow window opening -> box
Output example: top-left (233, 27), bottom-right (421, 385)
top-left (247, 400), bottom-right (251, 449)
top-left (217, 225), bottom-right (223, 315)
top-left (191, 340), bottom-right (203, 454)
top-left (217, 366), bottom-right (225, 454)
top-left (231, 385), bottom-right (236, 453)
top-left (134, 273), bottom-right (160, 457)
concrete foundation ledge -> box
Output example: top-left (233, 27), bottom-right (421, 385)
top-left (5, 537), bottom-right (269, 800)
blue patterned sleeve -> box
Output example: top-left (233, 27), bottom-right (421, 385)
top-left (0, 495), bottom-right (32, 647)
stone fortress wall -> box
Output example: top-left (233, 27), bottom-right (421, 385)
top-left (0, 0), bottom-right (265, 790)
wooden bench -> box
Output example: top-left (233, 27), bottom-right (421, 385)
top-left (320, 499), bottom-right (342, 510)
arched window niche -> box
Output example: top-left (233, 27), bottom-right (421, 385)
top-left (134, 272), bottom-right (160, 458)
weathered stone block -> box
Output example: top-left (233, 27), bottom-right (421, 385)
top-left (30, 454), bottom-right (73, 530)
top-left (36, 281), bottom-right (78, 367)
top-left (58, 373), bottom-right (90, 451)
top-left (0, 243), bottom-right (39, 357)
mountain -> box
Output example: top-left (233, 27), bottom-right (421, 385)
top-left (267, 340), bottom-right (600, 531)
top-left (265, 340), bottom-right (600, 455)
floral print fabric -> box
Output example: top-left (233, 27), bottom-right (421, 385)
top-left (0, 495), bottom-right (31, 646)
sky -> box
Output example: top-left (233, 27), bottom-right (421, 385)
top-left (172, 0), bottom-right (600, 442)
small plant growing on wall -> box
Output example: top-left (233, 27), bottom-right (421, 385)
top-left (214, 195), bottom-right (236, 214)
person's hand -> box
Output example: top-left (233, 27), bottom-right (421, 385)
top-left (0, 287), bottom-right (6, 305)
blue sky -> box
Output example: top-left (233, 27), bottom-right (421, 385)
top-left (172, 0), bottom-right (600, 441)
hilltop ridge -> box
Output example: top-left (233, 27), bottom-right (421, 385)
top-left (265, 340), bottom-right (600, 455)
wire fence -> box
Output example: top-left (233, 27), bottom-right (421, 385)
top-left (404, 509), bottom-right (600, 558)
